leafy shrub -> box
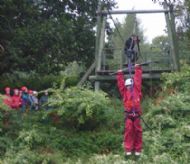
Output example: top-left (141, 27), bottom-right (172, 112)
top-left (46, 87), bottom-right (112, 130)
top-left (17, 128), bottom-right (46, 149)
top-left (180, 125), bottom-right (190, 138)
top-left (161, 64), bottom-right (190, 93)
top-left (1, 65), bottom-right (190, 163)
top-left (2, 147), bottom-right (41, 164)
top-left (152, 153), bottom-right (176, 163)
top-left (148, 114), bottom-right (176, 129)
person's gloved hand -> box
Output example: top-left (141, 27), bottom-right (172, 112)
top-left (135, 64), bottom-right (140, 68)
top-left (117, 69), bottom-right (123, 73)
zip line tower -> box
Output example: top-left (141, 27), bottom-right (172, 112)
top-left (78, 1), bottom-right (180, 91)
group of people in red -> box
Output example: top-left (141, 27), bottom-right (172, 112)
top-left (3, 86), bottom-right (48, 112)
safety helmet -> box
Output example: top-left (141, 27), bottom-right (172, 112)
top-left (33, 91), bottom-right (38, 95)
top-left (125, 78), bottom-right (133, 86)
top-left (21, 86), bottom-right (28, 92)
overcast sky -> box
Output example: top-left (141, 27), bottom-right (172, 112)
top-left (112, 0), bottom-right (167, 43)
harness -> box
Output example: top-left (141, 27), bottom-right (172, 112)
top-left (125, 111), bottom-right (140, 122)
top-left (124, 35), bottom-right (140, 122)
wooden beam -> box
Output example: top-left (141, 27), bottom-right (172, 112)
top-left (77, 61), bottom-right (95, 86)
top-left (97, 9), bottom-right (170, 15)
top-left (89, 73), bottom-right (162, 81)
top-left (96, 68), bottom-right (171, 75)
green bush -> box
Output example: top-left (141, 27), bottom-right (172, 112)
top-left (1, 65), bottom-right (190, 163)
top-left (16, 128), bottom-right (46, 149)
top-left (161, 64), bottom-right (190, 93)
top-left (46, 87), bottom-right (112, 130)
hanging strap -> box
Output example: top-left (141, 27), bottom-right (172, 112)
top-left (126, 44), bottom-right (136, 114)
top-left (124, 111), bottom-right (153, 131)
top-left (139, 115), bottom-right (153, 131)
top-left (124, 111), bottom-right (139, 121)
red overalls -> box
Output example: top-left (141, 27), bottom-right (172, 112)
top-left (117, 66), bottom-right (143, 153)
top-left (11, 95), bottom-right (21, 110)
top-left (3, 94), bottom-right (12, 108)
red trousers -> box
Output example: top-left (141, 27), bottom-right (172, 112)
top-left (124, 117), bottom-right (142, 152)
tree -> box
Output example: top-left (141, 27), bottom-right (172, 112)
top-left (150, 35), bottom-right (171, 68)
top-left (0, 0), bottom-right (115, 76)
top-left (153, 0), bottom-right (190, 63)
top-left (152, 36), bottom-right (169, 52)
top-left (152, 0), bottom-right (183, 5)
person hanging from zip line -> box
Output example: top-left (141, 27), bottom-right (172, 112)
top-left (117, 63), bottom-right (143, 157)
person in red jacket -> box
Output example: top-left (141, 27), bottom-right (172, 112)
top-left (117, 64), bottom-right (142, 157)
top-left (11, 89), bottom-right (22, 110)
top-left (3, 87), bottom-right (12, 108)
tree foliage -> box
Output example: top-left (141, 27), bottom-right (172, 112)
top-left (0, 0), bottom-right (115, 75)
top-left (46, 86), bottom-right (112, 130)
top-left (150, 35), bottom-right (170, 66)
top-left (152, 0), bottom-right (183, 6)
top-left (1, 65), bottom-right (190, 163)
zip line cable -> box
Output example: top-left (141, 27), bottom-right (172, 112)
top-left (102, 0), bottom-right (125, 44)
top-left (107, 13), bottom-right (125, 44)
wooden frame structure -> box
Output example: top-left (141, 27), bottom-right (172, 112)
top-left (78, 1), bottom-right (179, 91)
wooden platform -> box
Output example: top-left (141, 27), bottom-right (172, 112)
top-left (89, 69), bottom-right (171, 81)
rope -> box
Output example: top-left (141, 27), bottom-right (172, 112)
top-left (102, 0), bottom-right (125, 43)
top-left (139, 115), bottom-right (153, 131)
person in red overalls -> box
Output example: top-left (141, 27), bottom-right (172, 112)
top-left (117, 64), bottom-right (142, 157)
top-left (11, 89), bottom-right (22, 110)
top-left (3, 87), bottom-right (12, 108)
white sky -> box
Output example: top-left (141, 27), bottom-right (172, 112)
top-left (112, 0), bottom-right (167, 43)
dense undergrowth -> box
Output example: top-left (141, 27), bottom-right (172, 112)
top-left (0, 65), bottom-right (190, 163)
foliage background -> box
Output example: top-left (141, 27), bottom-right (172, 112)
top-left (1, 0), bottom-right (190, 163)
top-left (0, 65), bottom-right (190, 163)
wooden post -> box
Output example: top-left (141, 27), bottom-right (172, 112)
top-left (94, 0), bottom-right (102, 91)
top-left (164, 2), bottom-right (179, 71)
top-left (102, 47), bottom-right (106, 70)
top-left (97, 17), bottom-right (106, 71)
top-left (169, 5), bottom-right (180, 70)
top-left (95, 2), bottom-right (106, 91)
